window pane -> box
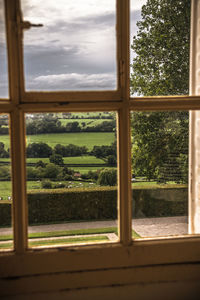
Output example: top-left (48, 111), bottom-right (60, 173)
top-left (131, 111), bottom-right (188, 238)
top-left (130, 0), bottom-right (190, 96)
top-left (0, 0), bottom-right (9, 98)
top-left (25, 112), bottom-right (118, 248)
top-left (0, 114), bottom-right (13, 250)
top-left (22, 0), bottom-right (117, 91)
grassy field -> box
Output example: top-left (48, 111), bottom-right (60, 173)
top-left (0, 179), bottom-right (186, 200)
top-left (60, 118), bottom-right (112, 127)
top-left (0, 181), bottom-right (12, 199)
top-left (25, 156), bottom-right (106, 165)
top-left (26, 132), bottom-right (115, 150)
top-left (0, 132), bottom-right (115, 150)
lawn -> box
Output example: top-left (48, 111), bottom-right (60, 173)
top-left (26, 132), bottom-right (115, 150)
top-left (0, 226), bottom-right (140, 249)
top-left (0, 236), bottom-right (109, 249)
top-left (0, 181), bottom-right (12, 200)
top-left (0, 179), bottom-right (186, 200)
top-left (60, 118), bottom-right (112, 127)
top-left (0, 132), bottom-right (115, 151)
top-left (25, 155), bottom-right (106, 165)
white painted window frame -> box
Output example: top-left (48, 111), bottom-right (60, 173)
top-left (0, 0), bottom-right (200, 281)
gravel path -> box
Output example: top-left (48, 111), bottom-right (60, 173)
top-left (0, 216), bottom-right (188, 238)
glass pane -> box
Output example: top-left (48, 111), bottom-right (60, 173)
top-left (0, 114), bottom-right (13, 250)
top-left (130, 0), bottom-right (190, 96)
top-left (131, 111), bottom-right (188, 238)
top-left (22, 0), bottom-right (116, 91)
top-left (25, 112), bottom-right (118, 248)
top-left (0, 0), bottom-right (9, 98)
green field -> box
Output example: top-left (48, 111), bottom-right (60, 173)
top-left (60, 118), bottom-right (112, 127)
top-left (0, 156), bottom-right (106, 165)
top-left (26, 132), bottom-right (115, 150)
top-left (0, 181), bottom-right (12, 199)
top-left (25, 156), bottom-right (106, 165)
top-left (0, 132), bottom-right (115, 150)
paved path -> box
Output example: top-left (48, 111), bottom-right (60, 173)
top-left (0, 216), bottom-right (188, 238)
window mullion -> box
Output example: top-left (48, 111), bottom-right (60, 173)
top-left (117, 0), bottom-right (132, 245)
top-left (117, 0), bottom-right (130, 99)
top-left (4, 0), bottom-right (24, 103)
top-left (10, 109), bottom-right (28, 253)
top-left (118, 106), bottom-right (132, 245)
top-left (5, 0), bottom-right (27, 252)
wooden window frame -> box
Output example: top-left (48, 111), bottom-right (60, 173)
top-left (0, 0), bottom-right (200, 283)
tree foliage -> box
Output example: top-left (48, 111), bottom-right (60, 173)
top-left (97, 169), bottom-right (117, 186)
top-left (131, 0), bottom-right (190, 96)
top-left (131, 0), bottom-right (190, 183)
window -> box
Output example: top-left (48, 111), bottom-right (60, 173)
top-left (0, 0), bottom-right (200, 286)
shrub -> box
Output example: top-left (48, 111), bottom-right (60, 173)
top-left (97, 168), bottom-right (117, 186)
top-left (41, 180), bottom-right (52, 189)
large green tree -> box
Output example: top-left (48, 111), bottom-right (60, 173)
top-left (131, 0), bottom-right (190, 96)
top-left (131, 0), bottom-right (190, 183)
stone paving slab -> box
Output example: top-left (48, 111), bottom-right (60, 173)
top-left (132, 216), bottom-right (188, 237)
top-left (0, 216), bottom-right (188, 238)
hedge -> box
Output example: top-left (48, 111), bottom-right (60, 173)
top-left (0, 186), bottom-right (188, 227)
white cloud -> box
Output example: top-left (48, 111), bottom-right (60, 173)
top-left (30, 72), bottom-right (116, 90)
top-left (131, 0), bottom-right (147, 11)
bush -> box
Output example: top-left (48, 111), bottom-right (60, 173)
top-left (27, 187), bottom-right (117, 225)
top-left (97, 168), bottom-right (117, 186)
top-left (27, 167), bottom-right (39, 180)
top-left (41, 180), bottom-right (52, 189)
top-left (0, 166), bottom-right (10, 180)
top-left (54, 182), bottom-right (66, 188)
top-left (49, 154), bottom-right (64, 165)
top-left (0, 186), bottom-right (188, 226)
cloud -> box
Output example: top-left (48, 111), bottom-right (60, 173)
top-left (27, 72), bottom-right (116, 90)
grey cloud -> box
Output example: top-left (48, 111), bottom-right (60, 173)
top-left (46, 12), bottom-right (115, 34)
top-left (24, 43), bottom-right (116, 78)
top-left (26, 72), bottom-right (116, 91)
top-left (130, 9), bottom-right (142, 37)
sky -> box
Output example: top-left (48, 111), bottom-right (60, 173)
top-left (0, 0), bottom-right (146, 96)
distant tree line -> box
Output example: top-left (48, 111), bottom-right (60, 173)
top-left (26, 114), bottom-right (115, 135)
top-left (61, 112), bottom-right (113, 119)
top-left (26, 142), bottom-right (117, 166)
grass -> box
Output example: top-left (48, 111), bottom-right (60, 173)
top-left (28, 235), bottom-right (109, 247)
top-left (0, 236), bottom-right (109, 249)
top-left (2, 227), bottom-right (118, 241)
top-left (0, 132), bottom-right (115, 151)
top-left (60, 118), bottom-right (112, 127)
top-left (0, 179), bottom-right (187, 200)
top-left (25, 155), bottom-right (106, 165)
top-left (132, 181), bottom-right (187, 189)
top-left (0, 227), bottom-right (140, 242)
top-left (0, 226), bottom-right (140, 249)
top-left (0, 181), bottom-right (12, 199)
top-left (132, 229), bottom-right (141, 238)
top-left (26, 132), bottom-right (115, 151)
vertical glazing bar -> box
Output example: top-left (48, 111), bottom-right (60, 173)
top-left (5, 0), bottom-right (28, 252)
top-left (189, 0), bottom-right (200, 234)
top-left (4, 0), bottom-right (24, 103)
top-left (117, 0), bottom-right (132, 245)
top-left (10, 109), bottom-right (28, 253)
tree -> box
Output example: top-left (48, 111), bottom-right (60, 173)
top-left (26, 142), bottom-right (53, 158)
top-left (40, 163), bottom-right (61, 179)
top-left (132, 111), bottom-right (188, 182)
top-left (97, 168), bottom-right (117, 186)
top-left (0, 142), bottom-right (9, 158)
top-left (131, 0), bottom-right (190, 96)
top-left (130, 0), bottom-right (190, 183)
top-left (49, 154), bottom-right (64, 166)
